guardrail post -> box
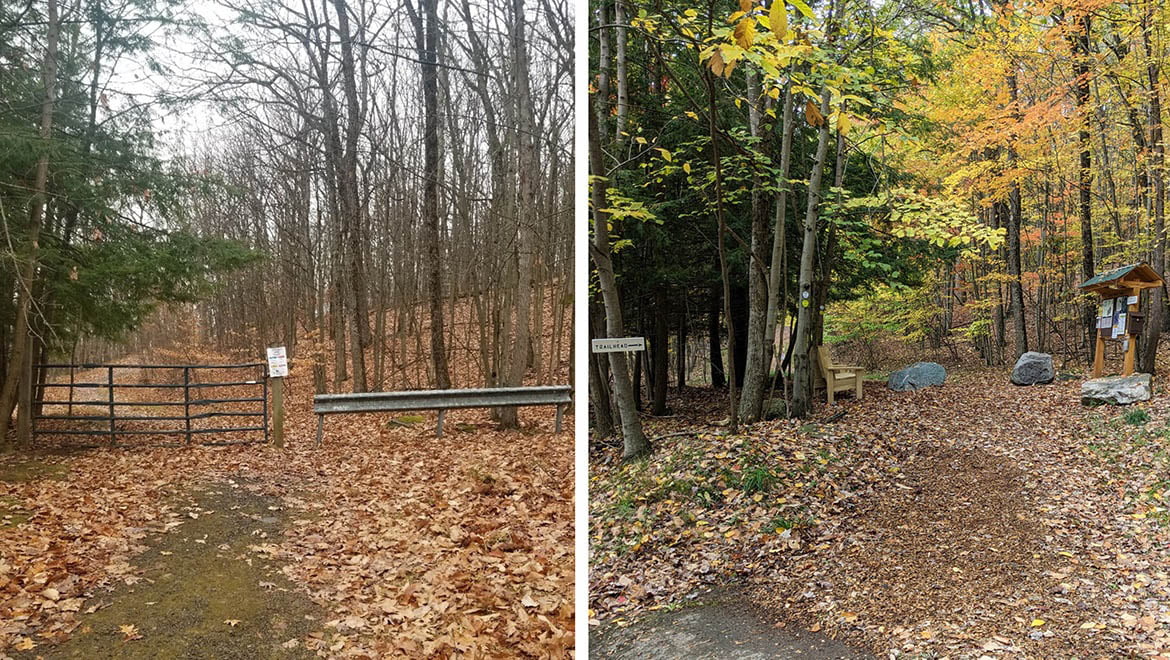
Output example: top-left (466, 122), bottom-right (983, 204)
top-left (315, 414), bottom-right (324, 447)
top-left (107, 366), bottom-right (115, 446)
top-left (555, 403), bottom-right (564, 433)
top-left (436, 409), bottom-right (446, 438)
top-left (183, 367), bottom-right (192, 445)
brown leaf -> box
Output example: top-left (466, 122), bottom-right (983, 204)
top-left (805, 100), bottom-right (824, 126)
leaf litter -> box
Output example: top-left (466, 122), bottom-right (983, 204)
top-left (590, 369), bottom-right (1170, 657)
top-left (0, 349), bottom-right (574, 657)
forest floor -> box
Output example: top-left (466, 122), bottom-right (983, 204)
top-left (0, 353), bottom-right (574, 658)
top-left (590, 368), bottom-right (1170, 658)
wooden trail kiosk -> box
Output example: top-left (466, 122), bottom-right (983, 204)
top-left (1080, 263), bottom-right (1164, 377)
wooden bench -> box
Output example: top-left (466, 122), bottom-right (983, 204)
top-left (817, 346), bottom-right (863, 404)
top-left (312, 385), bottom-right (572, 446)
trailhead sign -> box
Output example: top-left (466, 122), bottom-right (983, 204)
top-left (591, 337), bottom-right (646, 353)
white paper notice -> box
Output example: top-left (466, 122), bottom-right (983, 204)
top-left (266, 346), bottom-right (289, 377)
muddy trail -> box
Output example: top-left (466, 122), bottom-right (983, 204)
top-left (591, 588), bottom-right (872, 659)
top-left (32, 481), bottom-right (321, 659)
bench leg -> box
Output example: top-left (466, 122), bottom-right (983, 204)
top-left (555, 404), bottom-right (563, 433)
top-left (855, 378), bottom-right (863, 400)
top-left (827, 384), bottom-right (835, 405)
top-left (436, 409), bottom-right (446, 438)
top-left (315, 414), bottom-right (324, 448)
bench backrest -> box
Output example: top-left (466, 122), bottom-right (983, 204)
top-left (816, 345), bottom-right (835, 380)
top-left (313, 385), bottom-right (572, 415)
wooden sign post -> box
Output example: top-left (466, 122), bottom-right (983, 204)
top-left (1079, 263), bottom-right (1164, 378)
top-left (266, 346), bottom-right (288, 447)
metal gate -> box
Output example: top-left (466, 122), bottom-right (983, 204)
top-left (32, 362), bottom-right (269, 446)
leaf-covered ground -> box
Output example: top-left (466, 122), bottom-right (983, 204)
top-left (590, 369), bottom-right (1170, 657)
top-left (1, 356), bottom-right (574, 657)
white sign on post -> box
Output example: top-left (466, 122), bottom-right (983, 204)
top-left (591, 337), bottom-right (646, 353)
top-left (266, 346), bottom-right (289, 378)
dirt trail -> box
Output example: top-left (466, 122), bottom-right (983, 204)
top-left (755, 373), bottom-right (1169, 656)
top-left (37, 481), bottom-right (321, 659)
top-left (795, 445), bottom-right (1043, 618)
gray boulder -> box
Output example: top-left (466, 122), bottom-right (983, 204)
top-left (888, 362), bottom-right (947, 391)
top-left (1011, 351), bottom-right (1055, 386)
top-left (1081, 374), bottom-right (1152, 406)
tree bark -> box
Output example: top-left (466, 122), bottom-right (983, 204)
top-left (588, 302), bottom-right (616, 437)
top-left (1, 0), bottom-right (58, 439)
top-left (500, 0), bottom-right (538, 426)
top-left (410, 0), bottom-right (452, 389)
top-left (1141, 2), bottom-right (1164, 373)
top-left (330, 0), bottom-right (371, 392)
top-left (651, 288), bottom-right (669, 414)
top-left (590, 93), bottom-right (649, 458)
top-left (762, 81), bottom-right (795, 408)
top-left (1006, 69), bottom-right (1028, 359)
top-left (790, 88), bottom-right (832, 419)
top-left (708, 284), bottom-right (725, 388)
top-left (738, 70), bottom-right (776, 422)
top-left (703, 66), bottom-right (739, 432)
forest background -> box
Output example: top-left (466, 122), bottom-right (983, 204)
top-left (0, 0), bottom-right (575, 445)
top-left (588, 0), bottom-right (1168, 456)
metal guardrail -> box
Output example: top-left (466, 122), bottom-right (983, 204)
top-left (313, 385), bottom-right (572, 445)
top-left (33, 363), bottom-right (269, 446)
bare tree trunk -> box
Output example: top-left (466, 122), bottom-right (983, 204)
top-left (614, 0), bottom-right (629, 144)
top-left (590, 93), bottom-right (648, 458)
top-left (703, 66), bottom-right (739, 432)
top-left (2, 0), bottom-right (58, 439)
top-left (708, 284), bottom-right (725, 388)
top-left (791, 88), bottom-right (832, 419)
top-left (738, 70), bottom-right (773, 423)
top-left (330, 0), bottom-right (371, 392)
top-left (1141, 2), bottom-right (1165, 373)
top-left (651, 288), bottom-right (669, 415)
top-left (676, 305), bottom-right (687, 391)
top-left (1071, 11), bottom-right (1096, 361)
top-left (1006, 69), bottom-right (1028, 358)
top-left (588, 303), bottom-right (615, 437)
top-left (500, 0), bottom-right (537, 427)
top-left (410, 0), bottom-right (452, 389)
top-left (764, 81), bottom-right (794, 394)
